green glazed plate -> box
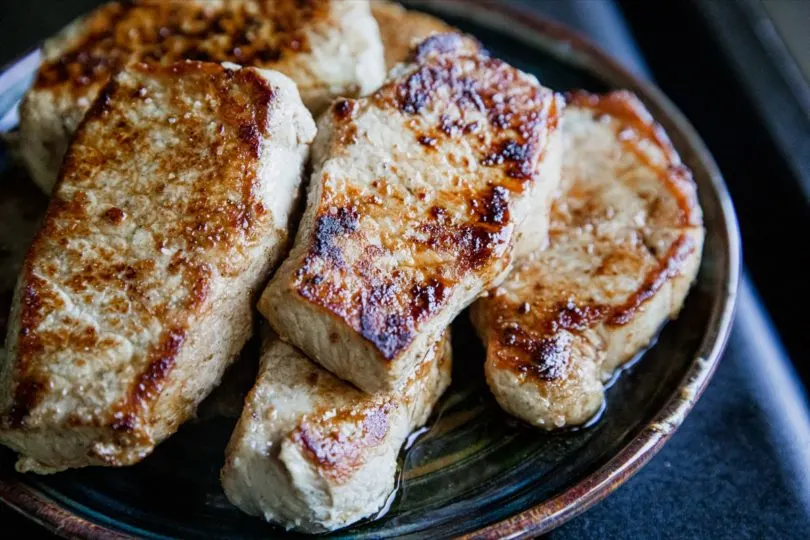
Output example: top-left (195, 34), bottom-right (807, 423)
top-left (0, 1), bottom-right (739, 538)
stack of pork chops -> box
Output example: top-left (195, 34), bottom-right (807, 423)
top-left (0, 0), bottom-right (703, 533)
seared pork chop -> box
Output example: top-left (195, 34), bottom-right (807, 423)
top-left (471, 91), bottom-right (704, 429)
top-left (221, 328), bottom-right (450, 533)
top-left (19, 0), bottom-right (385, 193)
top-left (0, 61), bottom-right (316, 473)
top-left (371, 0), bottom-right (454, 69)
top-left (260, 34), bottom-right (563, 393)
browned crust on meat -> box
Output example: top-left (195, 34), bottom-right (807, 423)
top-left (606, 235), bottom-right (696, 325)
top-left (407, 33), bottom-right (481, 64)
top-left (371, 0), bottom-right (455, 68)
top-left (35, 0), bottom-right (330, 96)
top-left (483, 91), bottom-right (702, 382)
top-left (4, 62), bottom-right (277, 431)
top-left (489, 235), bottom-right (697, 381)
top-left (288, 338), bottom-right (441, 483)
top-left (290, 36), bottom-right (563, 361)
top-left (291, 400), bottom-right (394, 484)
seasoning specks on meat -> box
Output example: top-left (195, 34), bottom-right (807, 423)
top-left (259, 33), bottom-right (564, 393)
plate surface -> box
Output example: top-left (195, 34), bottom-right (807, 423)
top-left (0, 1), bottom-right (739, 538)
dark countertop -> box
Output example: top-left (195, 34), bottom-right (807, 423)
top-left (1, 1), bottom-right (809, 538)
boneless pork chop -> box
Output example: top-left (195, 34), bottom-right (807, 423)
top-left (19, 0), bottom-right (385, 193)
top-left (471, 91), bottom-right (704, 429)
top-left (0, 61), bottom-right (316, 473)
top-left (222, 329), bottom-right (450, 532)
top-left (260, 34), bottom-right (563, 393)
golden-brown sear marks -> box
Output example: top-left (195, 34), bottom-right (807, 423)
top-left (606, 235), bottom-right (696, 325)
top-left (491, 235), bottom-right (696, 381)
top-left (6, 61), bottom-right (277, 430)
top-left (293, 35), bottom-right (562, 361)
top-left (35, 0), bottom-right (330, 94)
top-left (486, 91), bottom-right (701, 383)
top-left (394, 35), bottom-right (561, 184)
top-left (291, 401), bottom-right (394, 484)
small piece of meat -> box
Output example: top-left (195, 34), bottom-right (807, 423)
top-left (259, 34), bottom-right (563, 393)
top-left (371, 0), bottom-right (455, 69)
top-left (18, 0), bottom-right (385, 193)
top-left (471, 90), bottom-right (704, 429)
top-left (0, 61), bottom-right (316, 473)
top-left (221, 328), bottom-right (451, 533)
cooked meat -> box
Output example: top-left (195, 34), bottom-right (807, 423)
top-left (195, 336), bottom-right (261, 422)
top-left (18, 0), bottom-right (385, 193)
top-left (221, 328), bottom-right (451, 533)
top-left (259, 34), bottom-right (563, 393)
top-left (0, 61), bottom-right (316, 473)
top-left (470, 91), bottom-right (704, 429)
top-left (371, 0), bottom-right (454, 69)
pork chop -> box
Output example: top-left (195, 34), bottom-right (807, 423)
top-left (259, 34), bottom-right (564, 393)
top-left (0, 61), bottom-right (316, 473)
top-left (471, 91), bottom-right (704, 429)
top-left (19, 0), bottom-right (385, 193)
top-left (221, 328), bottom-right (451, 533)
top-left (371, 0), bottom-right (454, 69)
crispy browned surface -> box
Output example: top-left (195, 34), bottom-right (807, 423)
top-left (0, 61), bottom-right (314, 470)
top-left (262, 34), bottom-right (562, 390)
top-left (484, 237), bottom-right (696, 379)
top-left (36, 0), bottom-right (329, 96)
top-left (289, 349), bottom-right (440, 483)
top-left (371, 0), bottom-right (454, 69)
top-left (292, 402), bottom-right (392, 484)
top-left (471, 90), bottom-right (704, 428)
top-left (19, 0), bottom-right (385, 194)
top-left (12, 62), bottom-right (273, 426)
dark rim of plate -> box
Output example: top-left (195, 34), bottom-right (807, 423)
top-left (0, 1), bottom-right (741, 538)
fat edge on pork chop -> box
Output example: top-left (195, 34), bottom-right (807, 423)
top-left (0, 61), bottom-right (316, 473)
top-left (259, 33), bottom-right (564, 393)
top-left (471, 90), bottom-right (704, 429)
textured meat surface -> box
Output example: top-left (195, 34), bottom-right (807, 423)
top-left (371, 0), bottom-right (454, 69)
top-left (18, 0), bottom-right (384, 193)
top-left (471, 91), bottom-right (704, 429)
top-left (221, 329), bottom-right (451, 533)
top-left (259, 34), bottom-right (563, 393)
top-left (0, 61), bottom-right (316, 473)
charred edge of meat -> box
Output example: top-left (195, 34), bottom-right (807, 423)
top-left (332, 99), bottom-right (358, 121)
top-left (607, 235), bottom-right (695, 325)
top-left (495, 235), bottom-right (694, 380)
top-left (410, 278), bottom-right (448, 322)
top-left (408, 32), bottom-right (485, 63)
top-left (311, 207), bottom-right (359, 263)
top-left (5, 378), bottom-right (46, 428)
top-left (110, 327), bottom-right (187, 433)
top-left (394, 53), bottom-right (556, 189)
top-left (359, 283), bottom-right (413, 360)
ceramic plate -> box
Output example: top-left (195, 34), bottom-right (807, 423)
top-left (0, 1), bottom-right (739, 538)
